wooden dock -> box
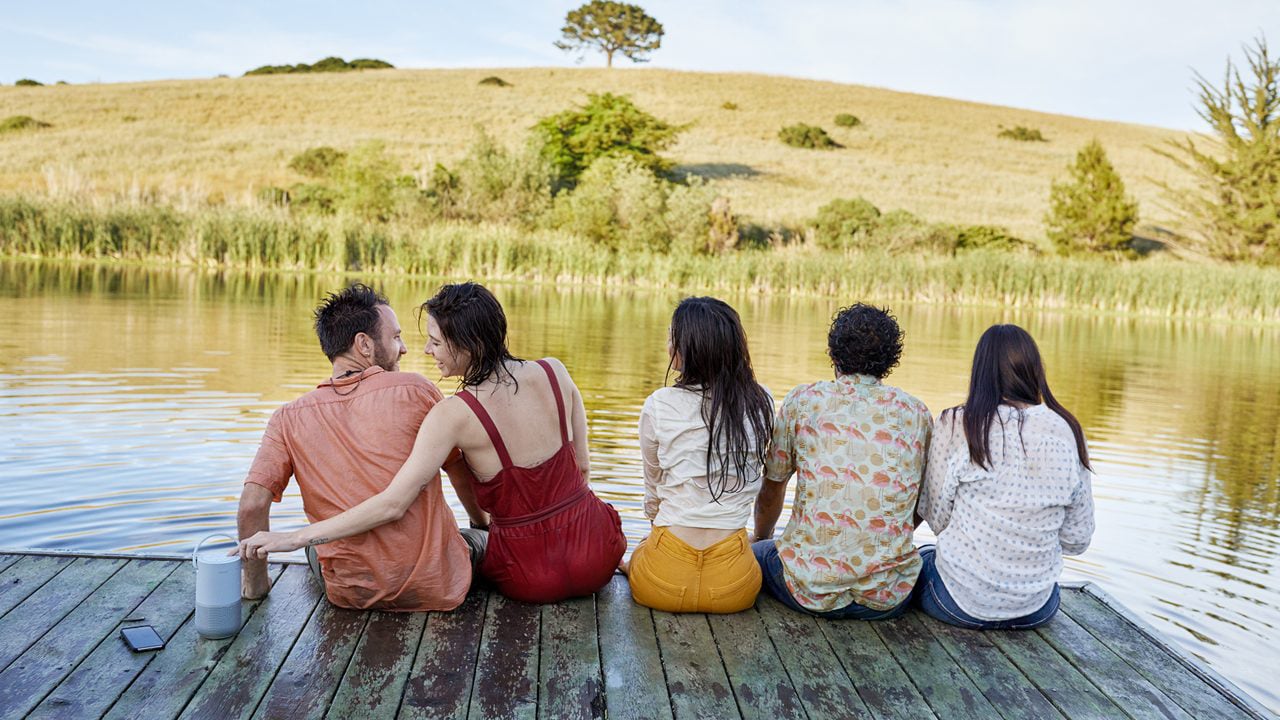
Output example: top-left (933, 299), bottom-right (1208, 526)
top-left (0, 550), bottom-right (1271, 720)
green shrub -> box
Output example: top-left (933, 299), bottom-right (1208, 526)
top-left (812, 197), bottom-right (881, 249)
top-left (1045, 140), bottom-right (1139, 256)
top-left (721, 101), bottom-right (738, 110)
top-left (244, 57), bottom-right (393, 76)
top-left (551, 156), bottom-right (670, 251)
top-left (479, 76), bottom-right (512, 87)
top-left (872, 210), bottom-right (959, 254)
top-left (348, 58), bottom-right (394, 70)
top-left (328, 141), bottom-right (404, 221)
top-left (55, 80), bottom-right (69, 86)
top-left (955, 225), bottom-right (1033, 252)
top-left (289, 183), bottom-right (338, 214)
top-left (998, 125), bottom-right (1047, 142)
top-left (122, 115), bottom-right (139, 123)
top-left (779, 123), bottom-right (841, 149)
top-left (288, 146), bottom-right (347, 178)
top-left (15, 79), bottom-right (42, 87)
top-left (0, 115), bottom-right (51, 133)
top-left (534, 92), bottom-right (680, 190)
top-left (834, 113), bottom-right (861, 128)
top-left (433, 131), bottom-right (552, 225)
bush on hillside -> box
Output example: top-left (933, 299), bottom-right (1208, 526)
top-left (834, 113), bottom-right (861, 128)
top-left (955, 225), bottom-right (1034, 252)
top-left (15, 79), bottom-right (42, 87)
top-left (430, 131), bottom-right (552, 225)
top-left (0, 115), bottom-right (51, 133)
top-left (288, 147), bottom-right (348, 178)
top-left (244, 57), bottom-right (393, 76)
top-left (779, 123), bottom-right (841, 149)
top-left (288, 183), bottom-right (339, 214)
top-left (721, 101), bottom-right (738, 110)
top-left (478, 76), bottom-right (512, 87)
top-left (812, 197), bottom-right (881, 249)
top-left (534, 92), bottom-right (680, 191)
top-left (998, 125), bottom-right (1047, 142)
top-left (1046, 140), bottom-right (1139, 256)
top-left (872, 210), bottom-right (961, 254)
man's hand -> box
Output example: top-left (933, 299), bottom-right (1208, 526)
top-left (235, 530), bottom-right (307, 559)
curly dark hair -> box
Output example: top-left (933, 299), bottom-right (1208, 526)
top-left (827, 303), bottom-right (903, 379)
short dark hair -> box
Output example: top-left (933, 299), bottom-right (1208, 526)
top-left (314, 283), bottom-right (388, 360)
top-left (827, 303), bottom-right (903, 379)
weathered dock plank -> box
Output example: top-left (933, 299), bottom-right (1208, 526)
top-left (0, 559), bottom-right (175, 717)
top-left (653, 611), bottom-right (737, 720)
top-left (1059, 589), bottom-right (1252, 720)
top-left (919, 616), bottom-right (1066, 720)
top-left (28, 561), bottom-right (198, 719)
top-left (0, 554), bottom-right (75, 618)
top-left (252, 598), bottom-right (367, 719)
top-left (707, 604), bottom-right (804, 720)
top-left (0, 556), bottom-right (124, 670)
top-left (177, 564), bottom-right (322, 720)
top-left (100, 564), bottom-right (287, 720)
top-left (595, 575), bottom-right (672, 720)
top-left (399, 591), bottom-right (486, 720)
top-left (1037, 609), bottom-right (1193, 720)
top-left (987, 618), bottom-right (1128, 719)
top-left (874, 612), bottom-right (996, 720)
top-left (326, 610), bottom-right (425, 720)
top-left (0, 554), bottom-right (22, 576)
top-left (468, 594), bottom-right (540, 720)
top-left (757, 594), bottom-right (872, 720)
top-left (539, 595), bottom-right (604, 720)
top-left (820, 616), bottom-right (937, 720)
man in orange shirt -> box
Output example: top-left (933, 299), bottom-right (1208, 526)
top-left (236, 283), bottom-right (487, 611)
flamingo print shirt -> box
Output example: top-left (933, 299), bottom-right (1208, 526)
top-left (766, 374), bottom-right (932, 612)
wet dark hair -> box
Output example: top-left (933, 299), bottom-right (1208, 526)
top-left (313, 283), bottom-right (387, 361)
top-left (827, 304), bottom-right (903, 379)
top-left (669, 297), bottom-right (774, 503)
top-left (945, 324), bottom-right (1091, 471)
top-left (423, 282), bottom-right (522, 389)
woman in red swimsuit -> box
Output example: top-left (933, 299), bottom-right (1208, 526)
top-left (237, 282), bottom-right (626, 604)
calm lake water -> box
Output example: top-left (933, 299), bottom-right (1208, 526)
top-left (1, 260), bottom-right (1277, 711)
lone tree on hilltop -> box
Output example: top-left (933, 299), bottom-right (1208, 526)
top-left (1045, 140), bottom-right (1139, 257)
top-left (555, 1), bottom-right (664, 68)
top-left (1156, 36), bottom-right (1280, 264)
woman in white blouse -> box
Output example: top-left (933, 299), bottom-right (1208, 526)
top-left (626, 297), bottom-right (774, 613)
top-left (916, 324), bottom-right (1095, 629)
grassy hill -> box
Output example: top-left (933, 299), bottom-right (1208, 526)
top-left (0, 67), bottom-right (1195, 242)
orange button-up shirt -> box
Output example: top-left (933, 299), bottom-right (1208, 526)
top-left (245, 366), bottom-right (470, 611)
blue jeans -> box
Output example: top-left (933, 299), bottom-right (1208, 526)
top-left (915, 545), bottom-right (1059, 630)
top-left (751, 540), bottom-right (910, 620)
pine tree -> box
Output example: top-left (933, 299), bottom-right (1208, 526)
top-left (1045, 140), bottom-right (1139, 256)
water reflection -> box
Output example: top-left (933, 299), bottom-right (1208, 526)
top-left (0, 259), bottom-right (1277, 711)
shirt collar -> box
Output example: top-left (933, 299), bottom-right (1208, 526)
top-left (318, 365), bottom-right (386, 389)
top-left (836, 373), bottom-right (882, 387)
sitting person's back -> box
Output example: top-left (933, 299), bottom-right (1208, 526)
top-left (753, 304), bottom-right (932, 619)
top-left (915, 324), bottom-right (1095, 629)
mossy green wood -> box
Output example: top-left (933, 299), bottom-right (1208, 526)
top-left (755, 594), bottom-right (874, 719)
top-left (100, 565), bottom-right (286, 720)
top-left (819, 616), bottom-right (938, 720)
top-left (0, 556), bottom-right (124, 669)
top-left (0, 554), bottom-right (75, 616)
top-left (917, 615), bottom-right (1066, 720)
top-left (326, 611), bottom-right (427, 719)
top-left (1058, 591), bottom-right (1248, 719)
top-left (398, 591), bottom-right (487, 720)
top-left (252, 597), bottom-right (369, 719)
top-left (539, 595), bottom-right (604, 720)
top-left (872, 612), bottom-right (997, 719)
top-left (1036, 609), bottom-right (1194, 720)
top-left (986, 619), bottom-right (1128, 718)
top-left (595, 575), bottom-right (673, 720)
top-left (468, 594), bottom-right (540, 720)
top-left (176, 564), bottom-right (323, 720)
top-left (0, 559), bottom-right (174, 717)
top-left (28, 563), bottom-right (197, 719)
top-left (652, 611), bottom-right (737, 720)
top-left (706, 605), bottom-right (805, 720)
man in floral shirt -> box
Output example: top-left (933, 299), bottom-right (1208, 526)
top-left (753, 304), bottom-right (932, 618)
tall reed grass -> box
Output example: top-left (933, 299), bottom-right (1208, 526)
top-left (3, 197), bottom-right (1278, 323)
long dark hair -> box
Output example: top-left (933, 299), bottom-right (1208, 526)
top-left (422, 282), bottom-right (522, 389)
top-left (668, 297), bottom-right (774, 502)
top-left (946, 324), bottom-right (1090, 471)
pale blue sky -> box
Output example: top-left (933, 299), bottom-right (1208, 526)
top-left (1, 1), bottom-right (1276, 130)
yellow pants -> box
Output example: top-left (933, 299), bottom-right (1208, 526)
top-left (628, 527), bottom-right (762, 614)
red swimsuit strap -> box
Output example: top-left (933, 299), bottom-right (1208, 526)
top-left (536, 359), bottom-right (570, 446)
top-left (456, 388), bottom-right (514, 470)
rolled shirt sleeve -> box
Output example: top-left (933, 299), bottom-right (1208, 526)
top-left (244, 409), bottom-right (293, 502)
top-left (764, 390), bottom-right (797, 483)
top-left (1060, 468), bottom-right (1096, 555)
top-left (639, 395), bottom-right (663, 521)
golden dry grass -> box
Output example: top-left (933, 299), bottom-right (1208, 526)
top-left (0, 67), bottom-right (1197, 240)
